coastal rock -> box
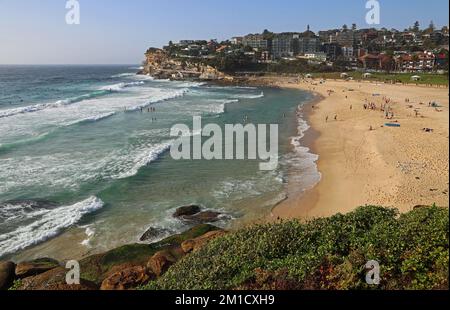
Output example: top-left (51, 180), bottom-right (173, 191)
top-left (17, 267), bottom-right (97, 290)
top-left (0, 261), bottom-right (16, 290)
top-left (15, 258), bottom-right (60, 279)
top-left (141, 48), bottom-right (230, 81)
top-left (181, 211), bottom-right (222, 224)
top-left (147, 251), bottom-right (177, 277)
top-left (173, 205), bottom-right (202, 217)
top-left (181, 230), bottom-right (227, 254)
top-left (140, 227), bottom-right (170, 242)
top-left (79, 224), bottom-right (221, 285)
top-left (79, 244), bottom-right (158, 285)
top-left (100, 266), bottom-right (153, 290)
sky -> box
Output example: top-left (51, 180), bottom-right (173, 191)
top-left (0, 0), bottom-right (448, 64)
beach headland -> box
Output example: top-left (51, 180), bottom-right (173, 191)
top-left (251, 75), bottom-right (449, 220)
top-left (2, 73), bottom-right (448, 291)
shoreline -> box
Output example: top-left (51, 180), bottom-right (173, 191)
top-left (267, 90), bottom-right (323, 221)
top-left (4, 81), bottom-right (307, 262)
top-left (4, 75), bottom-right (449, 262)
top-left (2, 74), bottom-right (448, 290)
top-left (257, 76), bottom-right (449, 220)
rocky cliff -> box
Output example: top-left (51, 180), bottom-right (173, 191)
top-left (139, 48), bottom-right (232, 81)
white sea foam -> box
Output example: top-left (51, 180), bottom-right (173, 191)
top-left (99, 81), bottom-right (145, 92)
top-left (282, 106), bottom-right (321, 192)
top-left (217, 99), bottom-right (239, 104)
top-left (128, 66), bottom-right (144, 70)
top-left (0, 139), bottom-right (178, 195)
top-left (68, 112), bottom-right (116, 126)
top-left (112, 73), bottom-right (136, 78)
top-left (0, 85), bottom-right (191, 145)
top-left (0, 196), bottom-right (104, 257)
top-left (128, 88), bottom-right (190, 111)
top-left (233, 91), bottom-right (264, 99)
top-left (174, 81), bottom-right (206, 88)
top-left (0, 201), bottom-right (50, 225)
top-left (132, 74), bottom-right (155, 81)
top-left (0, 91), bottom-right (108, 119)
top-left (80, 226), bottom-right (96, 247)
top-left (113, 141), bottom-right (173, 179)
top-left (208, 103), bottom-right (225, 114)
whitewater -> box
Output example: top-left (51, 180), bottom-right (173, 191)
top-left (0, 65), bottom-right (317, 260)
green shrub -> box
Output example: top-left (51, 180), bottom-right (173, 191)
top-left (142, 206), bottom-right (448, 290)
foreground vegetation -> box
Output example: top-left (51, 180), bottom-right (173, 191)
top-left (143, 206), bottom-right (449, 290)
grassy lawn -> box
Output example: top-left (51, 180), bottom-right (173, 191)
top-left (310, 72), bottom-right (449, 86)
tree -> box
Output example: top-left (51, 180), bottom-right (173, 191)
top-left (413, 21), bottom-right (420, 33)
top-left (262, 29), bottom-right (274, 40)
top-left (429, 20), bottom-right (435, 32)
top-left (243, 45), bottom-right (254, 53)
top-left (342, 24), bottom-right (348, 32)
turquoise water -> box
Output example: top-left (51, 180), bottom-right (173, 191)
top-left (0, 65), bottom-right (318, 260)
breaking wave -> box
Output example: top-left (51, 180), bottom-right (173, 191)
top-left (0, 90), bottom-right (115, 119)
top-left (99, 81), bottom-right (145, 92)
top-left (68, 112), bottom-right (116, 126)
top-left (112, 141), bottom-right (173, 179)
top-left (233, 91), bottom-right (264, 99)
top-left (128, 88), bottom-right (190, 111)
top-left (0, 196), bottom-right (104, 257)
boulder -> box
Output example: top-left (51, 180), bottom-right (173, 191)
top-left (182, 211), bottom-right (222, 224)
top-left (139, 227), bottom-right (169, 242)
top-left (17, 267), bottom-right (97, 290)
top-left (181, 230), bottom-right (227, 254)
top-left (147, 251), bottom-right (177, 277)
top-left (0, 261), bottom-right (16, 290)
top-left (100, 266), bottom-right (153, 290)
top-left (79, 224), bottom-right (222, 285)
top-left (15, 258), bottom-right (60, 279)
top-left (173, 205), bottom-right (201, 218)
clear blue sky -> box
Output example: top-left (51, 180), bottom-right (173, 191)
top-left (0, 0), bottom-right (448, 64)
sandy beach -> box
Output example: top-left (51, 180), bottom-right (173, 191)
top-left (259, 76), bottom-right (449, 220)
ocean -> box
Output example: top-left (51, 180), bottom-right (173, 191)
top-left (0, 65), bottom-right (320, 261)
